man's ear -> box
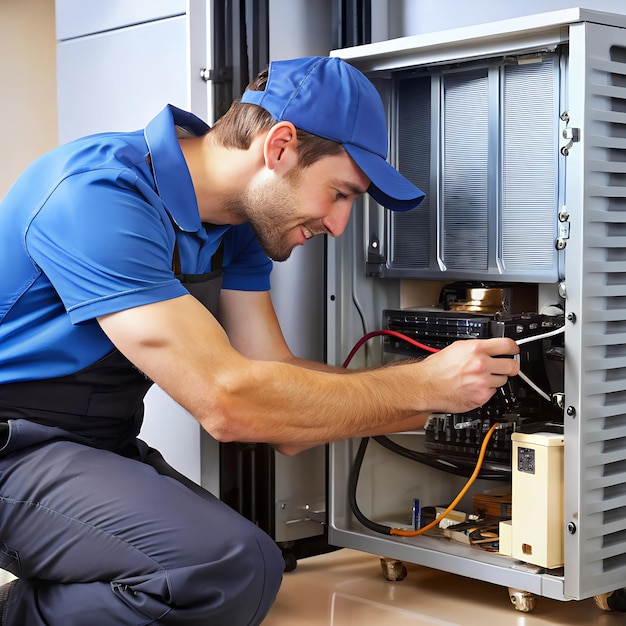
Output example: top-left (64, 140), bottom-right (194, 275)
top-left (263, 121), bottom-right (299, 174)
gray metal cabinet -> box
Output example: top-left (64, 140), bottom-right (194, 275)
top-left (327, 8), bottom-right (626, 606)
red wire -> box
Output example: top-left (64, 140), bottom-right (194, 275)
top-left (342, 329), bottom-right (440, 368)
top-left (342, 329), bottom-right (499, 538)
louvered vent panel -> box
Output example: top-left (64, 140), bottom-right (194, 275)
top-left (378, 59), bottom-right (560, 281)
top-left (578, 42), bottom-right (626, 589)
top-left (394, 77), bottom-right (432, 268)
top-left (501, 61), bottom-right (558, 271)
top-left (442, 70), bottom-right (490, 270)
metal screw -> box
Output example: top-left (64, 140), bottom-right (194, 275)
top-left (566, 406), bottom-right (576, 417)
top-left (567, 312), bottom-right (576, 323)
top-left (567, 522), bottom-right (577, 534)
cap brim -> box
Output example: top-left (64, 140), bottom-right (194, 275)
top-left (345, 144), bottom-right (425, 212)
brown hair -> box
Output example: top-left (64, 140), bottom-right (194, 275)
top-left (210, 69), bottom-right (345, 168)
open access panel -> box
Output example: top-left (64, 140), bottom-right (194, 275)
top-left (326, 8), bottom-right (626, 609)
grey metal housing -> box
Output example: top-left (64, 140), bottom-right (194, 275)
top-left (328, 8), bottom-right (626, 602)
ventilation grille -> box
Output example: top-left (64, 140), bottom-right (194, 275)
top-left (578, 41), bottom-right (626, 589)
top-left (443, 70), bottom-right (490, 270)
top-left (502, 62), bottom-right (558, 271)
top-left (394, 76), bottom-right (431, 268)
top-left (388, 58), bottom-right (559, 281)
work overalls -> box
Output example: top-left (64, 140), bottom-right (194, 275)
top-left (0, 244), bottom-right (284, 625)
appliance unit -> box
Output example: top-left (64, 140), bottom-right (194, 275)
top-left (326, 8), bottom-right (626, 609)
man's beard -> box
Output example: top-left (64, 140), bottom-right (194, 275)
top-left (233, 171), bottom-right (304, 262)
top-left (248, 212), bottom-right (295, 262)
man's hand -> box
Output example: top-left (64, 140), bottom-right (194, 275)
top-left (414, 337), bottom-right (520, 414)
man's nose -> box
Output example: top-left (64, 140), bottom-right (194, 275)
top-left (322, 203), bottom-right (353, 238)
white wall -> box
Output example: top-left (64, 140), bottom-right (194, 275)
top-left (269, 0), bottom-right (333, 60)
top-left (385, 0), bottom-right (626, 38)
top-left (0, 0), bottom-right (57, 200)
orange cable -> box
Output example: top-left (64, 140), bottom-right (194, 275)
top-left (389, 421), bottom-right (500, 537)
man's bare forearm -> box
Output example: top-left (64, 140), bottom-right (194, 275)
top-left (99, 296), bottom-right (520, 450)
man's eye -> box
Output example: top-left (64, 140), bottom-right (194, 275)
top-left (336, 192), bottom-right (347, 200)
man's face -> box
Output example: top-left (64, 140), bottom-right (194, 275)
top-left (242, 151), bottom-right (370, 262)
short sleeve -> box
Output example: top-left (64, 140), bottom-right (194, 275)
top-left (26, 169), bottom-right (187, 323)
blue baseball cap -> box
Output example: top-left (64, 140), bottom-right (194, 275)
top-left (240, 56), bottom-right (425, 212)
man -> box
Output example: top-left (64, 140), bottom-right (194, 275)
top-left (0, 56), bottom-right (519, 624)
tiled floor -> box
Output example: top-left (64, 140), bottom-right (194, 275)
top-left (263, 548), bottom-right (623, 625)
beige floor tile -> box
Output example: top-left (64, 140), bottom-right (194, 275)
top-left (263, 549), bottom-right (623, 625)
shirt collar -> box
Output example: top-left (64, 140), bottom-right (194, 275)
top-left (144, 104), bottom-right (209, 232)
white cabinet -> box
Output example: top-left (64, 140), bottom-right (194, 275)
top-left (55, 0), bottom-right (186, 40)
top-left (57, 15), bottom-right (188, 143)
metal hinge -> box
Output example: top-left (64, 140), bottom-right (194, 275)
top-left (556, 207), bottom-right (570, 250)
top-left (200, 67), bottom-right (233, 83)
top-left (560, 112), bottom-right (580, 156)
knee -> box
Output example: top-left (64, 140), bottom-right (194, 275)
top-left (238, 523), bottom-right (285, 606)
top-left (217, 522), bottom-right (284, 623)
top-left (118, 524), bottom-right (285, 625)
top-left (251, 525), bottom-right (284, 593)
top-left (186, 520), bottom-right (284, 622)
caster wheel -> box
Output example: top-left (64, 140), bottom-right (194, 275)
top-left (594, 588), bottom-right (626, 612)
top-left (380, 558), bottom-right (407, 582)
top-left (283, 552), bottom-right (297, 572)
top-left (508, 588), bottom-right (536, 612)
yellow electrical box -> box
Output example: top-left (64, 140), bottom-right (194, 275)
top-left (511, 432), bottom-right (564, 569)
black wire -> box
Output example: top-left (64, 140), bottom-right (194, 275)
top-left (347, 433), bottom-right (511, 537)
top-left (372, 435), bottom-right (511, 480)
top-left (345, 330), bottom-right (511, 535)
top-left (348, 438), bottom-right (392, 535)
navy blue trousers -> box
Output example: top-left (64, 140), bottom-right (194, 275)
top-left (0, 422), bottom-right (284, 625)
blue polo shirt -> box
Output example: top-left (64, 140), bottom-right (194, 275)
top-left (0, 105), bottom-right (272, 384)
